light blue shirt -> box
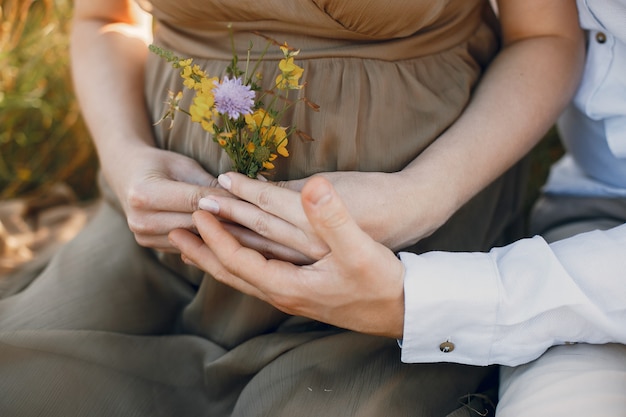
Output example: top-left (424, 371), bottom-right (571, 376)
top-left (544, 0), bottom-right (626, 196)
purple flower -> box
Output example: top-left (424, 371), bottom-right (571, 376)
top-left (212, 76), bottom-right (255, 119)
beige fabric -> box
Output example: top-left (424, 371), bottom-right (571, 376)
top-left (0, 202), bottom-right (499, 416)
top-left (0, 1), bottom-right (528, 415)
top-left (145, 0), bottom-right (499, 183)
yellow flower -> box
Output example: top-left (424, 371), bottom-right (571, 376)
top-left (181, 66), bottom-right (196, 89)
top-left (201, 120), bottom-right (214, 133)
top-left (276, 141), bottom-right (289, 157)
top-left (276, 57), bottom-right (304, 90)
top-left (270, 125), bottom-right (287, 144)
top-left (190, 92), bottom-right (216, 133)
top-left (260, 125), bottom-right (289, 156)
top-left (275, 137), bottom-right (289, 157)
top-left (279, 42), bottom-right (300, 58)
top-left (200, 76), bottom-right (218, 94)
top-left (245, 108), bottom-right (274, 131)
top-left (273, 126), bottom-right (287, 144)
top-left (217, 131), bottom-right (232, 147)
top-left (150, 35), bottom-right (315, 178)
top-left (190, 93), bottom-right (214, 121)
top-left (181, 63), bottom-right (210, 90)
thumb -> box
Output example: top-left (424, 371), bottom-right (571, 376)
top-left (301, 176), bottom-right (370, 253)
top-left (168, 155), bottom-right (220, 188)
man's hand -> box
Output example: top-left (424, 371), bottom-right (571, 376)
top-left (169, 176), bottom-right (406, 339)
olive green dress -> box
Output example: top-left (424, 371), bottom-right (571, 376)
top-left (0, 0), bottom-right (528, 415)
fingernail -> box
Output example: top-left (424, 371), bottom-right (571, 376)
top-left (199, 197), bottom-right (219, 213)
top-left (311, 182), bottom-right (332, 207)
top-left (181, 254), bottom-right (198, 268)
top-left (218, 174), bottom-right (231, 190)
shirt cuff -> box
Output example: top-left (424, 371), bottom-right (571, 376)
top-left (399, 251), bottom-right (499, 366)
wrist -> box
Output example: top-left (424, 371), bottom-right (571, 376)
top-left (387, 171), bottom-right (456, 249)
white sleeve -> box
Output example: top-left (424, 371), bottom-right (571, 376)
top-left (399, 223), bottom-right (626, 366)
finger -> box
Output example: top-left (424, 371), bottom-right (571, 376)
top-left (168, 156), bottom-right (220, 188)
top-left (190, 210), bottom-right (299, 294)
top-left (127, 210), bottom-right (196, 237)
top-left (200, 195), bottom-right (322, 258)
top-left (222, 223), bottom-right (315, 265)
top-left (129, 178), bottom-right (232, 215)
top-left (168, 227), bottom-right (269, 300)
top-left (134, 234), bottom-right (182, 253)
top-left (218, 172), bottom-right (307, 226)
top-left (273, 177), bottom-right (307, 192)
top-left (300, 176), bottom-right (373, 257)
top-left (127, 210), bottom-right (196, 251)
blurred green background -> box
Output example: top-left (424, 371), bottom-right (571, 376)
top-left (1, 0), bottom-right (98, 201)
top-left (1, 0), bottom-right (562, 211)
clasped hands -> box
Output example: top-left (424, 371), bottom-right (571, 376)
top-left (111, 146), bottom-right (418, 338)
top-left (168, 172), bottom-right (406, 339)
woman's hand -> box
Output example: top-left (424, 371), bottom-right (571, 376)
top-left (197, 171), bottom-right (447, 263)
top-left (169, 176), bottom-right (406, 339)
top-left (71, 0), bottom-right (235, 252)
top-left (197, 173), bottom-right (328, 264)
top-left (276, 171), bottom-right (449, 248)
top-left (105, 144), bottom-right (232, 252)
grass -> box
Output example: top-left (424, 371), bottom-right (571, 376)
top-left (0, 0), bottom-right (98, 201)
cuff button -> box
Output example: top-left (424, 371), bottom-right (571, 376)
top-left (439, 341), bottom-right (455, 353)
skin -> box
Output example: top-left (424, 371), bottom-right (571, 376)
top-left (73, 0), bottom-right (584, 338)
top-left (71, 0), bottom-right (231, 252)
top-left (170, 176), bottom-right (406, 338)
top-left (72, 0), bottom-right (584, 257)
top-left (203, 0), bottom-right (586, 263)
top-left (167, 2), bottom-right (586, 336)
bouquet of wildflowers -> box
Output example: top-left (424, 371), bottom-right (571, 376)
top-left (149, 31), bottom-right (317, 178)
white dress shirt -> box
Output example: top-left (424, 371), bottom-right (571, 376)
top-left (400, 226), bottom-right (626, 366)
top-left (400, 0), bottom-right (626, 366)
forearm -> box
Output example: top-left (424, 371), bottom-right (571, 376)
top-left (70, 6), bottom-right (155, 177)
top-left (321, 5), bottom-right (585, 251)
top-left (400, 224), bottom-right (626, 366)
top-left (398, 28), bottom-right (585, 240)
top-left (70, 2), bottom-right (225, 251)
